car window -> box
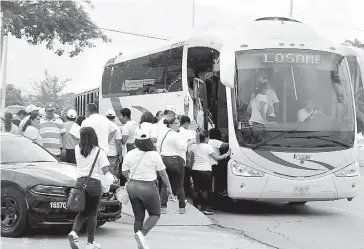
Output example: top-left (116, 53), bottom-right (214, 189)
top-left (1, 137), bottom-right (57, 164)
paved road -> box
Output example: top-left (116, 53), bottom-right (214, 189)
top-left (211, 168), bottom-right (364, 249)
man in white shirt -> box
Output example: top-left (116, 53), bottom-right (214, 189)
top-left (119, 108), bottom-right (138, 152)
top-left (297, 100), bottom-right (317, 123)
top-left (81, 103), bottom-right (116, 154)
top-left (106, 109), bottom-right (123, 177)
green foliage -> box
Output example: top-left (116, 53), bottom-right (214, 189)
top-left (1, 0), bottom-right (111, 57)
top-left (5, 84), bottom-right (25, 106)
top-left (30, 70), bottom-right (71, 105)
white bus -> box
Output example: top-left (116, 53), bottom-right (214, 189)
top-left (96, 16), bottom-right (363, 203)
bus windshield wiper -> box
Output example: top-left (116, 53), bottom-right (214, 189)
top-left (252, 130), bottom-right (308, 149)
top-left (289, 135), bottom-right (351, 148)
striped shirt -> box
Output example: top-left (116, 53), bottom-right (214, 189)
top-left (39, 118), bottom-right (66, 156)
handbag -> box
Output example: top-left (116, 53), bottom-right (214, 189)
top-left (186, 150), bottom-right (194, 170)
top-left (115, 153), bottom-right (146, 205)
top-left (67, 149), bottom-right (101, 212)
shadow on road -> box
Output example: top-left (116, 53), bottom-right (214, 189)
top-left (211, 195), bottom-right (335, 217)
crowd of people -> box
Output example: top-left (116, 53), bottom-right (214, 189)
top-left (1, 102), bottom-right (231, 249)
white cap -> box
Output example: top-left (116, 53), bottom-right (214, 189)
top-left (67, 109), bottom-right (77, 119)
top-left (134, 127), bottom-right (150, 140)
top-left (106, 109), bottom-right (116, 117)
top-left (25, 104), bottom-right (40, 113)
top-left (165, 105), bottom-right (177, 114)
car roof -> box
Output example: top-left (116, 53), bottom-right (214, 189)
top-left (0, 132), bottom-right (29, 142)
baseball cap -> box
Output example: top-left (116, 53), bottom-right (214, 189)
top-left (25, 104), bottom-right (40, 113)
top-left (106, 109), bottom-right (116, 117)
top-left (67, 109), bottom-right (77, 119)
top-left (134, 127), bottom-right (150, 140)
top-left (45, 102), bottom-right (56, 111)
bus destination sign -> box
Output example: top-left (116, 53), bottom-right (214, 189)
top-left (263, 53), bottom-right (321, 65)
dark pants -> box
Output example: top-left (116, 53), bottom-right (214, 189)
top-left (212, 161), bottom-right (228, 194)
top-left (191, 170), bottom-right (212, 210)
top-left (72, 177), bottom-right (102, 243)
top-left (160, 156), bottom-right (186, 209)
top-left (65, 149), bottom-right (76, 164)
top-left (184, 167), bottom-right (192, 196)
top-left (127, 180), bottom-right (161, 235)
top-left (126, 143), bottom-right (135, 152)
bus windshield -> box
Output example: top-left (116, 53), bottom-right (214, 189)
top-left (233, 49), bottom-right (355, 150)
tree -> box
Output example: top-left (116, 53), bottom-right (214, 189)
top-left (31, 70), bottom-right (71, 105)
top-left (1, 0), bottom-right (111, 57)
top-left (344, 38), bottom-right (364, 49)
top-left (5, 84), bottom-right (24, 106)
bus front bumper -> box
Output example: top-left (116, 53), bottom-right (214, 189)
top-left (227, 171), bottom-right (359, 202)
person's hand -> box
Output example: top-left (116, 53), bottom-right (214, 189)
top-left (167, 188), bottom-right (176, 200)
top-left (225, 148), bottom-right (231, 158)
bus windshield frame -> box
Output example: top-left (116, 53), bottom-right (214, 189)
top-left (232, 48), bottom-right (355, 150)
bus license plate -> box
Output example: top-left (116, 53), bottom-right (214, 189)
top-left (293, 186), bottom-right (310, 195)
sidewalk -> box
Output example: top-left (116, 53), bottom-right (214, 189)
top-left (119, 199), bottom-right (213, 226)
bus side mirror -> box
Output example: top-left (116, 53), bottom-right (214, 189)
top-left (220, 44), bottom-right (236, 89)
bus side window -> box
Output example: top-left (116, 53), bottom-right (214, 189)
top-left (108, 47), bottom-right (183, 97)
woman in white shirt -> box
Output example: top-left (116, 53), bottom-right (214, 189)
top-left (122, 128), bottom-right (173, 249)
top-left (157, 117), bottom-right (196, 214)
top-left (22, 112), bottom-right (42, 145)
top-left (68, 127), bottom-right (110, 249)
top-left (188, 130), bottom-right (230, 215)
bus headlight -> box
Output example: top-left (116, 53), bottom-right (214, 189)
top-left (334, 161), bottom-right (360, 177)
top-left (230, 160), bottom-right (265, 177)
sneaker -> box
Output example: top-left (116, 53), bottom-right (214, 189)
top-left (203, 210), bottom-right (214, 215)
top-left (179, 208), bottom-right (186, 214)
top-left (68, 231), bottom-right (79, 249)
top-left (86, 242), bottom-right (101, 249)
top-left (161, 207), bottom-right (167, 214)
top-left (135, 231), bottom-right (149, 249)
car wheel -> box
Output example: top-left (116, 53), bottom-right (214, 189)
top-left (97, 220), bottom-right (107, 228)
top-left (1, 187), bottom-right (27, 237)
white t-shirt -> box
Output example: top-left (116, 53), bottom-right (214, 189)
top-left (298, 108), bottom-right (317, 122)
top-left (266, 88), bottom-right (279, 117)
top-left (108, 121), bottom-right (122, 157)
top-left (157, 129), bottom-right (187, 161)
top-left (249, 94), bottom-right (268, 125)
top-left (23, 126), bottom-right (42, 145)
top-left (188, 143), bottom-right (214, 171)
top-left (136, 122), bottom-right (158, 139)
top-left (179, 126), bottom-right (196, 142)
top-left (122, 120), bottom-right (138, 144)
top-left (75, 146), bottom-right (109, 180)
top-left (208, 139), bottom-right (223, 165)
top-left (19, 116), bottom-right (29, 134)
top-left (122, 149), bottom-right (166, 181)
top-left (81, 114), bottom-right (116, 154)
top-left (156, 118), bottom-right (168, 138)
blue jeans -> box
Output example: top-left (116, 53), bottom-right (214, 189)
top-left (160, 156), bottom-right (186, 209)
top-left (72, 177), bottom-right (101, 243)
top-left (127, 180), bottom-right (161, 235)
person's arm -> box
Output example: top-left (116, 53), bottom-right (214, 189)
top-left (121, 154), bottom-right (131, 179)
top-left (121, 123), bottom-right (129, 145)
top-left (155, 153), bottom-right (173, 196)
top-left (98, 150), bottom-right (111, 174)
top-left (210, 148), bottom-right (231, 161)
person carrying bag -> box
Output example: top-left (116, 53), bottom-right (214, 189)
top-left (121, 127), bottom-right (174, 249)
top-left (67, 127), bottom-right (112, 249)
